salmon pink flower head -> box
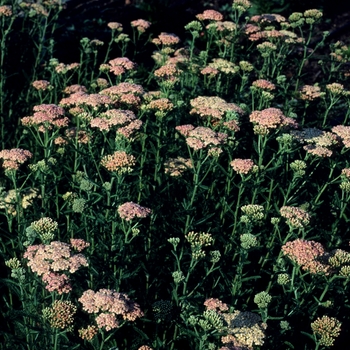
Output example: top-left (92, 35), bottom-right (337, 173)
top-left (100, 151), bottom-right (136, 173)
top-left (249, 108), bottom-right (298, 130)
top-left (21, 104), bottom-right (68, 132)
top-left (196, 9), bottom-right (223, 21)
top-left (282, 239), bottom-right (330, 274)
top-left (131, 19), bottom-right (151, 33)
top-left (152, 32), bottom-right (180, 46)
top-left (0, 148), bottom-right (33, 171)
top-left (230, 158), bottom-right (256, 175)
top-left (117, 201), bottom-right (151, 221)
top-left (79, 288), bottom-right (144, 330)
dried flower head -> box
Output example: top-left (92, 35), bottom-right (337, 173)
top-left (164, 157), bottom-right (193, 176)
top-left (299, 85), bottom-right (325, 101)
top-left (100, 151), bottom-right (136, 173)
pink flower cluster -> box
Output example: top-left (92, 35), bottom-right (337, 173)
top-left (100, 82), bottom-right (144, 108)
top-left (196, 9), bottom-right (224, 21)
top-left (332, 125), bottom-right (350, 148)
top-left (131, 19), bottom-right (151, 33)
top-left (176, 125), bottom-right (228, 151)
top-left (90, 109), bottom-right (142, 137)
top-left (24, 240), bottom-right (89, 294)
top-left (100, 151), bottom-right (136, 173)
top-left (59, 92), bottom-right (113, 110)
top-left (0, 148), bottom-right (33, 171)
top-left (117, 202), bottom-right (152, 221)
top-left (152, 32), bottom-right (180, 46)
top-left (249, 108), bottom-right (298, 130)
top-left (108, 57), bottom-right (136, 76)
top-left (21, 104), bottom-right (69, 132)
top-left (79, 289), bottom-right (144, 331)
top-left (282, 239), bottom-right (330, 274)
top-left (230, 158), bottom-right (255, 175)
top-left (204, 298), bottom-right (229, 312)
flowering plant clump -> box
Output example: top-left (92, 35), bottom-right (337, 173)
top-left (2, 1), bottom-right (350, 349)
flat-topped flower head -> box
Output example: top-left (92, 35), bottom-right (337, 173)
top-left (311, 316), bottom-right (341, 347)
top-left (282, 239), bottom-right (329, 274)
top-left (183, 126), bottom-right (228, 151)
top-left (152, 32), bottom-right (180, 46)
top-left (79, 288), bottom-right (144, 322)
top-left (252, 79), bottom-right (276, 91)
top-left (249, 108), bottom-right (298, 131)
top-left (107, 22), bottom-right (123, 31)
top-left (100, 151), bottom-right (136, 174)
top-left (299, 85), bottom-right (324, 101)
top-left (0, 148), bottom-right (33, 171)
top-left (196, 10), bottom-right (223, 21)
top-left (32, 80), bottom-right (51, 91)
top-left (280, 206), bottom-right (310, 228)
top-left (22, 104), bottom-right (68, 132)
top-left (131, 19), bottom-right (151, 33)
top-left (190, 96), bottom-right (244, 122)
top-left (230, 159), bottom-right (256, 175)
top-left (0, 5), bottom-right (13, 17)
top-left (117, 202), bottom-right (151, 221)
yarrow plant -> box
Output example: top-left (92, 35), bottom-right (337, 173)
top-left (1, 1), bottom-right (350, 349)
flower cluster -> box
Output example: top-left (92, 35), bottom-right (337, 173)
top-left (230, 158), bottom-right (256, 175)
top-left (249, 108), bottom-right (298, 134)
top-left (311, 316), bottom-right (341, 347)
top-left (164, 156), bottom-right (193, 177)
top-left (100, 151), bottom-right (136, 174)
top-left (208, 58), bottom-right (240, 75)
top-left (299, 85), bottom-right (325, 101)
top-left (280, 206), bottom-right (310, 228)
top-left (78, 325), bottom-right (98, 341)
top-left (204, 298), bottom-right (229, 313)
top-left (106, 57), bottom-right (136, 76)
top-left (176, 125), bottom-right (228, 151)
top-left (196, 10), bottom-right (223, 21)
top-left (152, 32), bottom-right (180, 46)
top-left (131, 19), bottom-right (151, 33)
top-left (79, 289), bottom-right (144, 330)
top-left (21, 104), bottom-right (68, 132)
top-left (117, 202), bottom-right (152, 221)
top-left (0, 148), bottom-right (33, 171)
top-left (32, 80), bottom-right (51, 91)
top-left (59, 91), bottom-right (113, 110)
top-left (332, 125), bottom-right (350, 148)
top-left (222, 310), bottom-right (267, 348)
top-left (42, 300), bottom-right (77, 330)
top-left (185, 231), bottom-right (214, 259)
top-left (282, 239), bottom-right (329, 274)
top-left (100, 82), bottom-right (144, 108)
top-left (91, 109), bottom-right (142, 138)
top-left (189, 96), bottom-right (244, 122)
top-left (23, 240), bottom-right (89, 294)
top-left (0, 188), bottom-right (38, 216)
